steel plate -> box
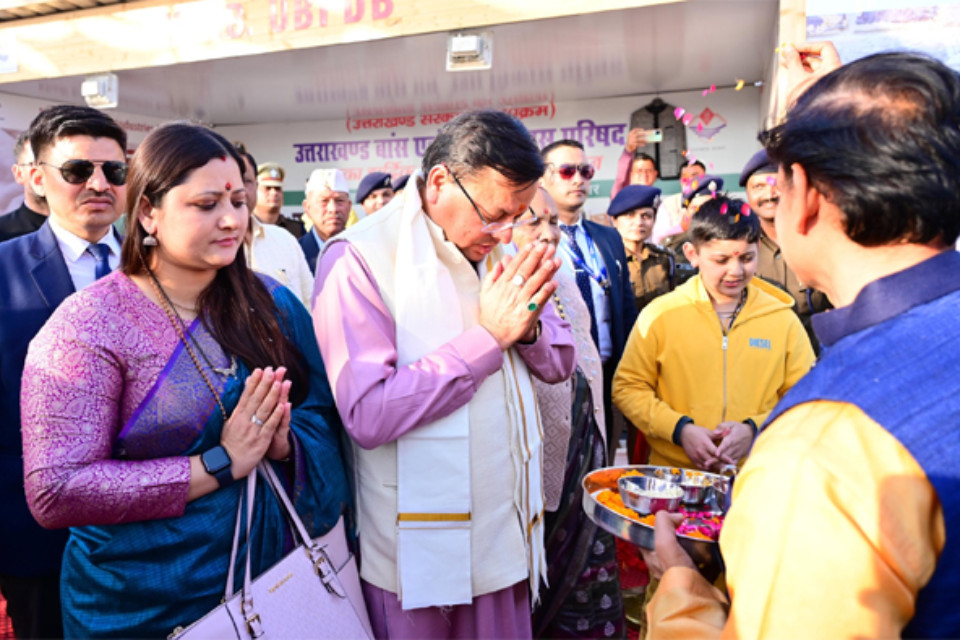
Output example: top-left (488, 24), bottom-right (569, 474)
top-left (582, 465), bottom-right (726, 581)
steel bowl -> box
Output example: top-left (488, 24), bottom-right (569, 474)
top-left (679, 472), bottom-right (711, 505)
top-left (618, 475), bottom-right (683, 515)
top-left (681, 469), bottom-right (731, 510)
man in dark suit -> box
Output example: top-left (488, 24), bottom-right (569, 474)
top-left (299, 168), bottom-right (351, 274)
top-left (299, 223), bottom-right (320, 275)
top-left (541, 139), bottom-right (638, 458)
top-left (0, 105), bottom-right (127, 639)
top-left (0, 131), bottom-right (49, 242)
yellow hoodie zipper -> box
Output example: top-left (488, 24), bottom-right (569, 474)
top-left (715, 289), bottom-right (748, 423)
top-left (721, 333), bottom-right (728, 421)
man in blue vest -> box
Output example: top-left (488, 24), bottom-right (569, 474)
top-left (0, 104), bottom-right (127, 639)
top-left (640, 43), bottom-right (960, 638)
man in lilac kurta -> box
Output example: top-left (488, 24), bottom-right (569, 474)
top-left (316, 241), bottom-right (572, 445)
top-left (313, 110), bottom-right (577, 639)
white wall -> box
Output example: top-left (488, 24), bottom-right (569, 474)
top-left (217, 87), bottom-right (764, 218)
top-left (0, 86), bottom-right (765, 218)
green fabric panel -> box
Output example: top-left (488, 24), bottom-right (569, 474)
top-left (285, 191), bottom-right (307, 206)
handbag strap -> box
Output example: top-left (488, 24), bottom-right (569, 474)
top-left (235, 463), bottom-right (309, 604)
top-left (222, 462), bottom-right (350, 612)
top-left (256, 462), bottom-right (349, 598)
top-left (258, 462), bottom-right (313, 546)
top-left (243, 472), bottom-right (257, 613)
top-left (223, 463), bottom-right (304, 601)
top-left (221, 473), bottom-right (258, 603)
top-left (224, 486), bottom-right (246, 598)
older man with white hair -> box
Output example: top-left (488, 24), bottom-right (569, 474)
top-left (299, 168), bottom-right (351, 274)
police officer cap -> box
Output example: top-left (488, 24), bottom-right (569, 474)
top-left (257, 162), bottom-right (285, 186)
top-left (392, 174), bottom-right (410, 191)
top-left (683, 175), bottom-right (724, 206)
top-left (356, 172), bottom-right (393, 204)
top-left (608, 185), bottom-right (662, 217)
top-left (738, 149), bottom-right (779, 187)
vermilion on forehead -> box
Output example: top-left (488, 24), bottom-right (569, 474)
top-left (699, 239), bottom-right (758, 257)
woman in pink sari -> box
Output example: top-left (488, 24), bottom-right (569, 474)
top-left (21, 123), bottom-right (350, 638)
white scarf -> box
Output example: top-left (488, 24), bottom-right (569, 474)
top-left (393, 180), bottom-right (546, 609)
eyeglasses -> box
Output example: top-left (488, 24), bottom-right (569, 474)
top-left (39, 159), bottom-right (128, 186)
top-left (449, 170), bottom-right (539, 234)
top-left (549, 163), bottom-right (595, 181)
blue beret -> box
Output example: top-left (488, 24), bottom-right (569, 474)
top-left (392, 174), bottom-right (411, 191)
top-left (608, 185), bottom-right (662, 217)
top-left (683, 175), bottom-right (724, 206)
top-left (738, 149), bottom-right (779, 187)
top-left (356, 172), bottom-right (394, 204)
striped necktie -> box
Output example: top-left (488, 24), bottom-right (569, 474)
top-left (560, 224), bottom-right (599, 346)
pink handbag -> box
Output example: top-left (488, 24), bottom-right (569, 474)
top-left (170, 463), bottom-right (373, 640)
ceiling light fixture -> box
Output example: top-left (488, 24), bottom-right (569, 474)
top-left (81, 72), bottom-right (118, 109)
top-left (446, 31), bottom-right (492, 72)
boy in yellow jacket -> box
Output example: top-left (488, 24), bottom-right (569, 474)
top-left (613, 195), bottom-right (814, 471)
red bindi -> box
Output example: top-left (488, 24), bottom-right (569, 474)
top-left (225, 182), bottom-right (232, 190)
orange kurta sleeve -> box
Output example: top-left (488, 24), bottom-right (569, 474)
top-left (647, 568), bottom-right (728, 640)
top-left (647, 401), bottom-right (945, 639)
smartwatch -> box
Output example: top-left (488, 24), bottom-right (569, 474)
top-left (201, 445), bottom-right (235, 488)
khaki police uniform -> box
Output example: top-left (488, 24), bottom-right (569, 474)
top-left (627, 243), bottom-right (676, 313)
top-left (756, 231), bottom-right (831, 353)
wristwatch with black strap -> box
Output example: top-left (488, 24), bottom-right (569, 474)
top-left (201, 445), bottom-right (235, 488)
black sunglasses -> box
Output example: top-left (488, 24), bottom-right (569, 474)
top-left (40, 159), bottom-right (128, 186)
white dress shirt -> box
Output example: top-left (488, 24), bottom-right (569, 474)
top-left (247, 216), bottom-right (315, 308)
top-left (47, 215), bottom-right (121, 292)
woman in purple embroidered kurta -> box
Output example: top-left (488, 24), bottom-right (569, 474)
top-left (21, 124), bottom-right (350, 639)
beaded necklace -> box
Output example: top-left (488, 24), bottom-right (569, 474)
top-left (146, 268), bottom-right (236, 421)
top-left (551, 293), bottom-right (567, 321)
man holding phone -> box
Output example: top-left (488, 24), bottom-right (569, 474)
top-left (610, 128), bottom-right (661, 199)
